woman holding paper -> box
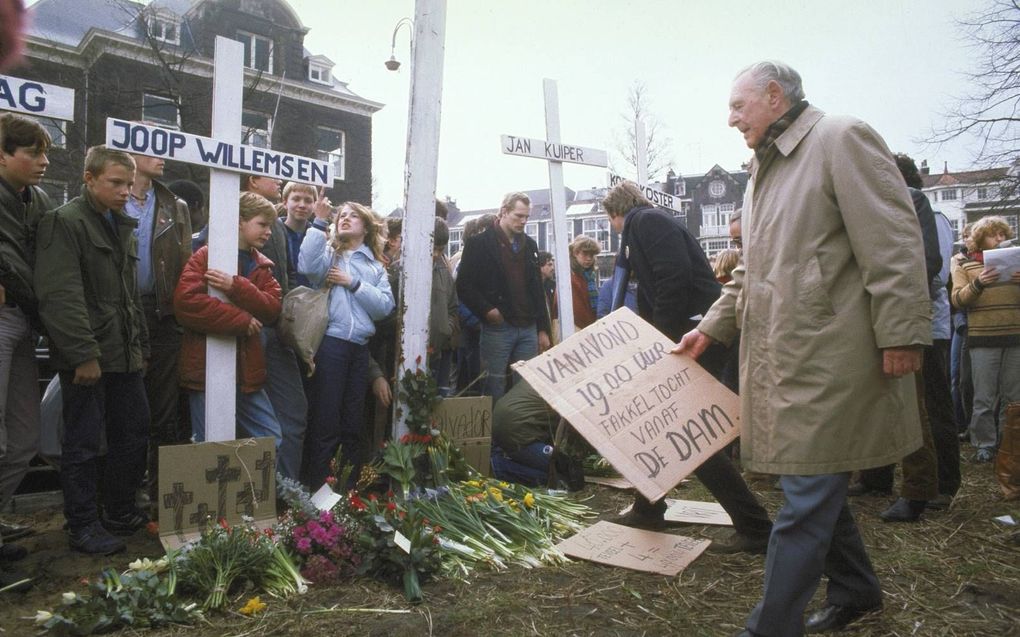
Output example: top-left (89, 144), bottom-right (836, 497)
top-left (950, 215), bottom-right (1020, 463)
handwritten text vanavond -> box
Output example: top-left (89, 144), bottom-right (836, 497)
top-left (513, 307), bottom-right (741, 502)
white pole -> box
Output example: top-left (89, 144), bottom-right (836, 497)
top-left (544, 78), bottom-right (574, 341)
top-left (394, 0), bottom-right (447, 438)
top-left (204, 37), bottom-right (244, 442)
top-left (635, 117), bottom-right (648, 184)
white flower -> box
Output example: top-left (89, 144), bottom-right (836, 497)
top-left (61, 592), bottom-right (76, 603)
top-left (33, 610), bottom-right (53, 624)
top-left (127, 558), bottom-right (145, 571)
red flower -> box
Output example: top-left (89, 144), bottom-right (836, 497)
top-left (218, 518), bottom-right (229, 530)
top-left (400, 433), bottom-right (411, 444)
top-left (386, 501), bottom-right (397, 512)
top-left (433, 525), bottom-right (443, 534)
top-left (349, 494), bottom-right (367, 512)
top-left (368, 493), bottom-right (378, 502)
top-left (263, 528), bottom-right (274, 537)
top-left (415, 354), bottom-right (422, 365)
top-left (146, 521), bottom-right (160, 536)
top-left (325, 476), bottom-right (337, 486)
top-left (386, 490), bottom-right (395, 499)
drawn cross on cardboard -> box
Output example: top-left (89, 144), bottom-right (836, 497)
top-left (206, 455), bottom-right (241, 520)
top-left (162, 482), bottom-right (194, 535)
top-left (235, 482), bottom-right (257, 517)
top-left (255, 451), bottom-right (273, 501)
top-left (189, 502), bottom-right (211, 526)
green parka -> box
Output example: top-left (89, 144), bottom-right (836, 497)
top-left (34, 187), bottom-right (148, 373)
top-left (0, 177), bottom-right (51, 327)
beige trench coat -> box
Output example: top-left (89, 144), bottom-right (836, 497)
top-left (699, 105), bottom-right (930, 475)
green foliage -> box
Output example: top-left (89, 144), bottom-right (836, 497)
top-left (398, 367), bottom-right (441, 436)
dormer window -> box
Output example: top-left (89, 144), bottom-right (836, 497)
top-left (147, 13), bottom-right (180, 45)
top-left (307, 55), bottom-right (335, 86)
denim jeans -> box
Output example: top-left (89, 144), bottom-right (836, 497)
top-left (189, 389), bottom-right (282, 446)
top-left (480, 322), bottom-right (538, 401)
top-left (490, 443), bottom-right (552, 487)
top-left (261, 326), bottom-right (308, 481)
top-left (969, 345), bottom-right (1020, 450)
top-left (0, 306), bottom-right (40, 512)
top-left (59, 371), bottom-right (150, 531)
top-left (301, 336), bottom-right (369, 490)
top-left (950, 323), bottom-right (973, 431)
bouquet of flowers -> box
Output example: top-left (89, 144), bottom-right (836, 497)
top-left (277, 508), bottom-right (361, 585)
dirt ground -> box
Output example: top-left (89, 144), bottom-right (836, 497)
top-left (2, 452), bottom-right (1019, 637)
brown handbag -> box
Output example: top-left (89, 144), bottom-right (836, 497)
top-left (995, 402), bottom-right (1020, 500)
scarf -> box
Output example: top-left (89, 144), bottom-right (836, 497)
top-left (753, 99), bottom-right (809, 172)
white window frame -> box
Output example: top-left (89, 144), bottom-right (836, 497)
top-left (237, 31), bottom-right (274, 72)
top-left (309, 63), bottom-right (332, 85)
top-left (582, 216), bottom-right (611, 253)
top-left (976, 187), bottom-right (988, 200)
top-left (942, 189), bottom-right (958, 201)
top-left (25, 116), bottom-right (65, 148)
top-left (242, 110), bottom-right (272, 149)
top-left (447, 228), bottom-right (463, 258)
top-left (700, 238), bottom-right (730, 259)
top-left (315, 127), bottom-right (346, 181)
top-left (525, 222), bottom-right (539, 244)
top-left (147, 15), bottom-right (180, 45)
top-left (142, 93), bottom-right (180, 129)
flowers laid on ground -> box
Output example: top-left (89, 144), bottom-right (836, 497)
top-left (277, 507), bottom-right (361, 585)
top-left (33, 556), bottom-right (201, 635)
top-left (238, 596), bottom-right (267, 616)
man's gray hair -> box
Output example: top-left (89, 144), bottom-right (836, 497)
top-left (737, 61), bottom-right (805, 102)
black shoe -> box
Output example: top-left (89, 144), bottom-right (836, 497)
top-left (0, 521), bottom-right (33, 543)
top-left (926, 493), bottom-right (953, 511)
top-left (879, 498), bottom-right (925, 523)
top-left (102, 508), bottom-right (149, 536)
top-left (612, 496), bottom-right (668, 531)
top-left (552, 450), bottom-right (586, 492)
top-left (0, 567), bottom-right (32, 593)
top-left (804, 603), bottom-right (881, 633)
top-left (708, 532), bottom-right (770, 555)
top-left (69, 521), bottom-right (126, 555)
top-left (0, 543), bottom-right (28, 562)
top-left (847, 482), bottom-right (891, 498)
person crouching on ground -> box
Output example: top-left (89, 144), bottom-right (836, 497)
top-left (174, 192), bottom-right (283, 446)
top-left (298, 202), bottom-right (394, 491)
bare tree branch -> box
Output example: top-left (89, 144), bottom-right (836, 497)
top-left (611, 82), bottom-right (673, 181)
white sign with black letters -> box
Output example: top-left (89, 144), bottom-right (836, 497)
top-left (607, 172), bottom-right (681, 215)
top-left (501, 134), bottom-right (608, 167)
top-left (0, 74), bottom-right (75, 121)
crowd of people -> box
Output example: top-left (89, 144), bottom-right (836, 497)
top-left (0, 58), bottom-right (1016, 635)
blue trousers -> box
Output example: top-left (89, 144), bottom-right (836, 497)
top-left (189, 389), bottom-right (282, 446)
top-left (59, 371), bottom-right (150, 532)
top-left (480, 322), bottom-right (537, 402)
top-left (262, 327), bottom-right (308, 481)
top-left (746, 473), bottom-right (881, 637)
top-left (301, 336), bottom-right (369, 490)
top-left (490, 443), bottom-right (552, 487)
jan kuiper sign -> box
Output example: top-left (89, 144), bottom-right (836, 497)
top-left (512, 307), bottom-right (741, 502)
top-left (105, 118), bottom-right (333, 187)
top-left (501, 134), bottom-right (608, 167)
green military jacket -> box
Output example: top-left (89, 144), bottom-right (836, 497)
top-left (0, 177), bottom-right (51, 324)
top-left (34, 187), bottom-right (148, 373)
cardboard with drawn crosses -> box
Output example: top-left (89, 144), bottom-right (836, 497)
top-left (157, 437), bottom-right (277, 550)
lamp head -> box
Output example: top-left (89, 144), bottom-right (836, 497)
top-left (385, 55), bottom-right (401, 71)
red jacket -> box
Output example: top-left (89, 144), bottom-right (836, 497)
top-left (571, 269), bottom-right (597, 329)
top-left (174, 246), bottom-right (282, 393)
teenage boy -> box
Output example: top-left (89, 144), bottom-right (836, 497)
top-left (35, 146), bottom-right (150, 555)
top-left (0, 113), bottom-right (51, 590)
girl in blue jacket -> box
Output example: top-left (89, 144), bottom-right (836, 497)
top-left (298, 202), bottom-right (394, 489)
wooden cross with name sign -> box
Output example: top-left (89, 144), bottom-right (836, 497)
top-left (104, 37), bottom-right (331, 441)
top-left (0, 74), bottom-right (75, 120)
top-left (500, 79), bottom-right (608, 342)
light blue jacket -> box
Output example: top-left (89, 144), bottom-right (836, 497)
top-left (298, 222), bottom-right (395, 345)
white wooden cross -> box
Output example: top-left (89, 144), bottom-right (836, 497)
top-left (500, 78), bottom-right (608, 342)
top-left (608, 117), bottom-right (681, 215)
top-left (105, 36), bottom-right (331, 442)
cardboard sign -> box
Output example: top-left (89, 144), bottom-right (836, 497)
top-left (433, 396), bottom-right (492, 476)
top-left (0, 74), bottom-right (75, 120)
top-left (665, 499), bottom-right (732, 526)
top-left (157, 438), bottom-right (276, 550)
top-left (105, 118), bottom-right (332, 186)
top-left (557, 521), bottom-right (710, 576)
top-left (513, 307), bottom-right (741, 502)
top-left (584, 475), bottom-right (635, 490)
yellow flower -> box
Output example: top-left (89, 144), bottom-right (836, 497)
top-left (488, 487), bottom-right (503, 502)
top-left (239, 596), bottom-right (267, 616)
top-left (523, 492), bottom-right (535, 508)
top-left (499, 481), bottom-right (510, 488)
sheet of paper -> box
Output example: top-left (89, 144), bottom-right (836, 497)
top-left (664, 500), bottom-right (733, 526)
top-left (311, 483), bottom-right (341, 511)
top-left (557, 521), bottom-right (710, 576)
top-left (984, 246), bottom-right (1020, 283)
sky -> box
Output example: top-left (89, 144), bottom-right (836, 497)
top-left (286, 0), bottom-right (985, 213)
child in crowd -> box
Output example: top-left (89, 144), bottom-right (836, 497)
top-left (173, 192), bottom-right (283, 445)
top-left (569, 234), bottom-right (600, 330)
top-left (299, 202), bottom-right (394, 490)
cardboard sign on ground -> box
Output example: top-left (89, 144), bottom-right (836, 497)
top-left (157, 438), bottom-right (276, 550)
top-left (557, 521), bottom-right (710, 576)
top-left (584, 475), bottom-right (635, 490)
top-left (513, 307), bottom-right (741, 502)
top-left (433, 396), bottom-right (492, 476)
top-left (665, 500), bottom-right (733, 526)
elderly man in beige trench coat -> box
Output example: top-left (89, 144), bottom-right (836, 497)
top-left (676, 61), bottom-right (931, 636)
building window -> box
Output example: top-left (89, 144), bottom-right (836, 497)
top-left (309, 64), bottom-right (331, 85)
top-left (1008, 215), bottom-right (1020, 238)
top-left (147, 16), bottom-right (180, 45)
top-left (242, 111), bottom-right (271, 148)
top-left (25, 116), bottom-right (65, 148)
top-left (38, 179), bottom-right (68, 205)
top-left (525, 222), bottom-right (539, 244)
top-left (315, 127), bottom-right (345, 181)
top-left (237, 31), bottom-right (273, 72)
top-left (701, 238), bottom-right (730, 259)
top-left (582, 217), bottom-right (611, 253)
top-left (701, 204), bottom-right (730, 236)
top-left (976, 187), bottom-right (988, 200)
top-left (942, 189), bottom-right (958, 201)
top-left (447, 228), bottom-right (463, 258)
top-left (142, 93), bottom-right (179, 128)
